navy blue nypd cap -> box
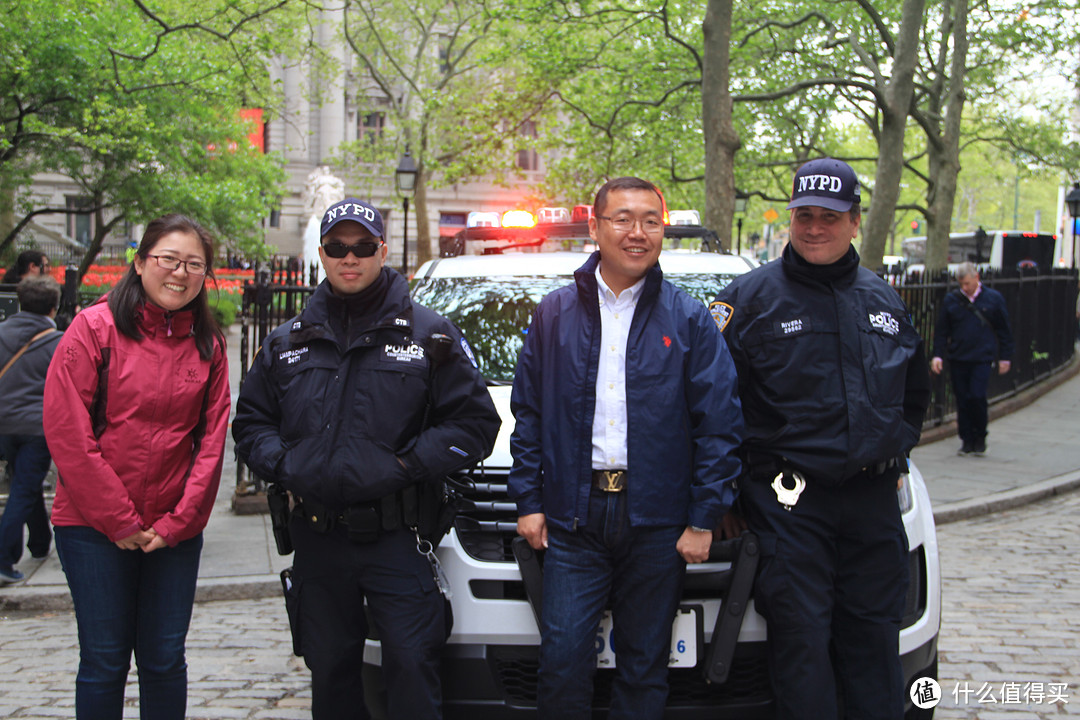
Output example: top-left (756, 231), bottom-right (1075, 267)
top-left (786, 158), bottom-right (861, 213)
top-left (320, 197), bottom-right (384, 239)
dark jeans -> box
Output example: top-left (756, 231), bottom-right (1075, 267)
top-left (288, 519), bottom-right (448, 720)
top-left (950, 360), bottom-right (992, 447)
top-left (741, 471), bottom-right (909, 720)
top-left (0, 434), bottom-right (53, 569)
top-left (537, 489), bottom-right (685, 720)
top-left (55, 526), bottom-right (203, 720)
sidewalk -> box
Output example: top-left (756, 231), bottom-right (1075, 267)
top-left (3, 330), bottom-right (1080, 611)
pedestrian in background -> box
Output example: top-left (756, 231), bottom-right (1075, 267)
top-left (0, 276), bottom-right (62, 583)
top-left (510, 176), bottom-right (744, 719)
top-left (233, 197), bottom-right (499, 720)
top-left (712, 158), bottom-right (931, 720)
top-left (2, 250), bottom-right (50, 284)
top-left (930, 261), bottom-right (1013, 456)
top-left (43, 214), bottom-right (230, 720)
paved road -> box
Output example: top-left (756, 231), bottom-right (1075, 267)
top-left (3, 490), bottom-right (1078, 718)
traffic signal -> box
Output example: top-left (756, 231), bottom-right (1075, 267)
top-left (910, 219), bottom-right (921, 233)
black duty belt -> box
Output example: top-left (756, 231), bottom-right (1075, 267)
top-left (295, 487), bottom-right (418, 544)
top-left (862, 458), bottom-right (901, 477)
top-left (744, 451), bottom-right (903, 484)
top-left (592, 470), bottom-right (627, 493)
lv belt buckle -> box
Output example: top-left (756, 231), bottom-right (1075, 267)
top-left (599, 470), bottom-right (625, 493)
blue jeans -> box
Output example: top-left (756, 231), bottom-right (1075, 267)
top-left (0, 434), bottom-right (53, 569)
top-left (55, 525), bottom-right (203, 720)
top-left (538, 489), bottom-right (685, 720)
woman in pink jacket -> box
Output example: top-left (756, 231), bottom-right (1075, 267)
top-left (43, 214), bottom-right (230, 720)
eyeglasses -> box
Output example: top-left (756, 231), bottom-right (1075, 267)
top-left (595, 215), bottom-right (665, 235)
top-left (147, 254), bottom-right (208, 275)
top-left (322, 241), bottom-right (383, 259)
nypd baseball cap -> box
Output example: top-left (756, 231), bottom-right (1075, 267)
top-left (320, 197), bottom-right (384, 239)
top-left (786, 158), bottom-right (861, 212)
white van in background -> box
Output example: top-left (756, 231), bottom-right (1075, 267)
top-left (902, 230), bottom-right (1059, 276)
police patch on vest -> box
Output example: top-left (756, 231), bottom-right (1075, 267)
top-left (460, 337), bottom-right (478, 368)
top-left (709, 301), bottom-right (734, 331)
top-left (774, 317), bottom-right (810, 337)
top-left (868, 310), bottom-right (900, 336)
top-left (278, 346), bottom-right (310, 366)
top-left (382, 342), bottom-right (427, 365)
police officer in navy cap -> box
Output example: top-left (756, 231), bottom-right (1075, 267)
top-left (711, 158), bottom-right (931, 719)
top-left (233, 197), bottom-right (500, 719)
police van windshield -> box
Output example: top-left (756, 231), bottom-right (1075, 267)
top-left (412, 272), bottom-right (741, 383)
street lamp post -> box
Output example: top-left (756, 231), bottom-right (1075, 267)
top-left (395, 151), bottom-right (418, 276)
top-left (1066, 182), bottom-right (1080, 268)
top-left (734, 190), bottom-right (748, 256)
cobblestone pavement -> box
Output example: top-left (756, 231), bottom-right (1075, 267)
top-left (2, 492), bottom-right (1078, 719)
top-left (930, 490), bottom-right (1080, 719)
top-left (0, 597), bottom-right (311, 719)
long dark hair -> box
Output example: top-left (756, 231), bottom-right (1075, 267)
top-left (107, 214), bottom-right (223, 361)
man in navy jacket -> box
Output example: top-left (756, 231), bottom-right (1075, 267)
top-left (930, 262), bottom-right (1013, 456)
top-left (509, 176), bottom-right (744, 719)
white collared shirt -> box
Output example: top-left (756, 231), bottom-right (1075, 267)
top-left (591, 265), bottom-right (645, 470)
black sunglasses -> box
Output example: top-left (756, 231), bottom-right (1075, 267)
top-left (322, 241), bottom-right (382, 259)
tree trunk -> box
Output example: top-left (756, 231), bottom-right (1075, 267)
top-left (702, 0), bottom-right (739, 252)
top-left (924, 0), bottom-right (968, 273)
top-left (859, 0), bottom-right (926, 270)
top-left (0, 186), bottom-right (15, 257)
top-left (77, 202), bottom-right (122, 283)
top-left (412, 165), bottom-right (431, 271)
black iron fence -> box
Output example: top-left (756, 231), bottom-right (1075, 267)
top-left (895, 266), bottom-right (1078, 428)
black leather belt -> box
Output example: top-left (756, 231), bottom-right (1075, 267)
top-left (592, 470), bottom-right (627, 493)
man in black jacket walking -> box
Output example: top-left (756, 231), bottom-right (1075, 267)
top-left (0, 276), bottom-right (62, 583)
top-left (233, 198), bottom-right (500, 719)
top-left (930, 261), bottom-right (1013, 456)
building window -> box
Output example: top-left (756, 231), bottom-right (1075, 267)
top-left (359, 111), bottom-right (385, 143)
top-left (516, 120), bottom-right (538, 172)
top-left (65, 196), bottom-right (94, 246)
top-left (437, 34), bottom-right (451, 74)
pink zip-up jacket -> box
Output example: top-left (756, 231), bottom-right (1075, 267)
top-left (44, 299), bottom-right (230, 546)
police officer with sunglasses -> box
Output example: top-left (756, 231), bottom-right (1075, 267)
top-left (233, 197), bottom-right (500, 719)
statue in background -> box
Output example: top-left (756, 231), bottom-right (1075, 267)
top-left (303, 165), bottom-right (346, 220)
top-left (301, 166), bottom-right (345, 285)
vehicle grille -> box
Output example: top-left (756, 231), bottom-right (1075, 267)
top-left (453, 469), bottom-right (518, 562)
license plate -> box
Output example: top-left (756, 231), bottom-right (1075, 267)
top-left (594, 606), bottom-right (700, 668)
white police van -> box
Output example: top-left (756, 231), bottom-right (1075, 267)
top-left (362, 246), bottom-right (941, 719)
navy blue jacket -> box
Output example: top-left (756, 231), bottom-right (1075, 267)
top-left (932, 285), bottom-right (1013, 364)
top-left (714, 246), bottom-right (930, 485)
top-left (0, 311), bottom-right (61, 436)
top-left (508, 252), bottom-right (744, 532)
top-left (232, 269), bottom-right (500, 510)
